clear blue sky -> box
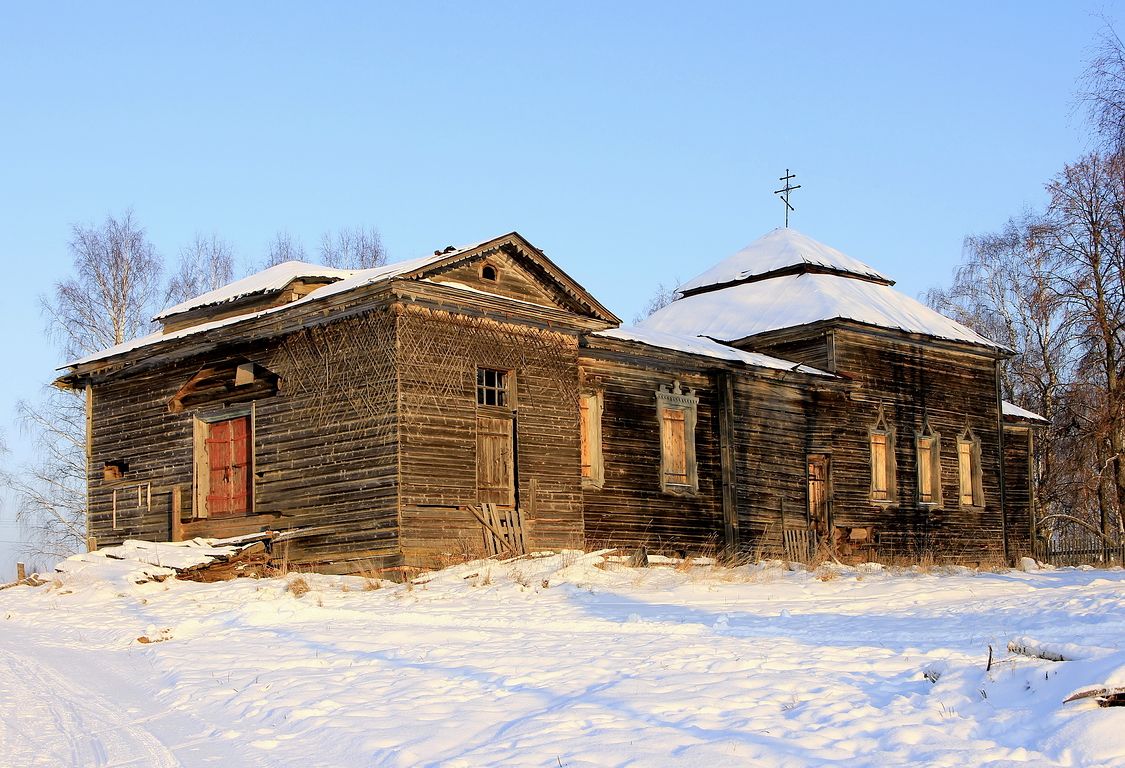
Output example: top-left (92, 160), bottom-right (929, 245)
top-left (0, 1), bottom-right (1115, 572)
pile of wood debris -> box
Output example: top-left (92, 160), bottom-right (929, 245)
top-left (52, 532), bottom-right (276, 585)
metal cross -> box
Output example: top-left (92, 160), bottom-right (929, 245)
top-left (773, 169), bottom-right (801, 228)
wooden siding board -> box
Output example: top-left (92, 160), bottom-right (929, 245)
top-left (396, 305), bottom-right (584, 565)
top-left (87, 311), bottom-right (402, 570)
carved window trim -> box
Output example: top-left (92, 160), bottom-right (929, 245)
top-left (579, 389), bottom-right (604, 489)
top-left (957, 425), bottom-right (985, 509)
top-left (656, 380), bottom-right (699, 494)
top-left (869, 405), bottom-right (897, 505)
top-left (914, 422), bottom-right (943, 507)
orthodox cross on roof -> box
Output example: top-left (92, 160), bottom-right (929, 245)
top-left (773, 169), bottom-right (801, 228)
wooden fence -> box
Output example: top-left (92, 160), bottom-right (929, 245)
top-left (1035, 515), bottom-right (1125, 567)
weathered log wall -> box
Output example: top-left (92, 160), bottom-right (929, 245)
top-left (579, 342), bottom-right (726, 555)
top-left (396, 304), bottom-right (584, 566)
top-left (1003, 426), bottom-right (1034, 558)
top-left (757, 327), bottom-right (1008, 561)
top-left (88, 310), bottom-right (403, 573)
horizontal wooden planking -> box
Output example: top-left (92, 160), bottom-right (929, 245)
top-left (396, 306), bottom-right (584, 565)
top-left (88, 312), bottom-right (403, 569)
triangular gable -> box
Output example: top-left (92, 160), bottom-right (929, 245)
top-left (398, 232), bottom-right (621, 325)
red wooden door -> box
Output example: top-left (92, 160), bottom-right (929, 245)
top-left (206, 416), bottom-right (251, 517)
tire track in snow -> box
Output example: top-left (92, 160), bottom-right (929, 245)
top-left (0, 645), bottom-right (180, 768)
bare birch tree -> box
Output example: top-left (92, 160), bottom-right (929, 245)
top-left (632, 281), bottom-right (680, 324)
top-left (1081, 23), bottom-right (1125, 150)
top-left (931, 152), bottom-right (1125, 547)
top-left (6, 212), bottom-right (162, 560)
top-left (165, 233), bottom-right (235, 307)
top-left (320, 226), bottom-right (386, 269)
top-left (44, 210), bottom-right (162, 361)
top-left (263, 231), bottom-right (307, 267)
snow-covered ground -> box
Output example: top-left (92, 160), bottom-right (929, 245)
top-left (1, 552), bottom-right (1123, 767)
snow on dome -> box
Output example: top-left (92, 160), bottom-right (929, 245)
top-left (155, 261), bottom-right (358, 320)
top-left (595, 327), bottom-right (831, 376)
top-left (641, 272), bottom-right (1009, 351)
top-left (677, 228), bottom-right (893, 295)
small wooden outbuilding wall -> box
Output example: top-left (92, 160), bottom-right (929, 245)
top-left (57, 229), bottom-right (1040, 571)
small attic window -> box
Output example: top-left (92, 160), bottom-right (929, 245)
top-left (480, 263), bottom-right (499, 282)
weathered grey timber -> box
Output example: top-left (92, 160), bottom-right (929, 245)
top-left (57, 228), bottom-right (1041, 571)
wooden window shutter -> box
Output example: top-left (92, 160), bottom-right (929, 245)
top-left (869, 406), bottom-right (896, 504)
top-left (579, 396), bottom-right (591, 477)
top-left (871, 433), bottom-right (888, 500)
top-left (662, 408), bottom-right (688, 485)
top-left (917, 437), bottom-right (933, 503)
top-left (958, 440), bottom-right (973, 505)
top-left (579, 391), bottom-right (604, 488)
top-left (655, 381), bottom-right (699, 492)
top-left (957, 431), bottom-right (984, 508)
top-left (915, 430), bottom-right (943, 507)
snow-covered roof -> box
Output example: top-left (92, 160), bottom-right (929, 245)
top-left (155, 261), bottom-right (358, 320)
top-left (1002, 401), bottom-right (1047, 422)
top-left (594, 327), bottom-right (832, 376)
top-left (677, 228), bottom-right (892, 295)
top-left (643, 271), bottom-right (1008, 352)
top-left (65, 244), bottom-right (486, 369)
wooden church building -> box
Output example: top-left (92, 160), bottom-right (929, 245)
top-left (56, 228), bottom-right (1043, 571)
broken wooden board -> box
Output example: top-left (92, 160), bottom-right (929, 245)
top-left (1064, 686), bottom-right (1125, 707)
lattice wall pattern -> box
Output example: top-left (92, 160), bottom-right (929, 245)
top-left (396, 305), bottom-right (579, 430)
top-left (269, 311), bottom-right (398, 448)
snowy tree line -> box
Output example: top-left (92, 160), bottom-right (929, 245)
top-left (927, 26), bottom-right (1125, 547)
top-left (3, 218), bottom-right (386, 561)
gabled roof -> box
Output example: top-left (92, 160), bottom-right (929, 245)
top-left (641, 229), bottom-right (1009, 353)
top-left (60, 232), bottom-right (618, 374)
top-left (677, 228), bottom-right (892, 295)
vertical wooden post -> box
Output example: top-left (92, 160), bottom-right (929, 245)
top-left (716, 371), bottom-right (740, 554)
top-left (85, 384), bottom-right (94, 547)
top-left (16, 562), bottom-right (26, 581)
top-left (171, 485), bottom-right (183, 542)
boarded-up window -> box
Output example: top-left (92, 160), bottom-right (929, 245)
top-left (915, 429), bottom-right (943, 506)
top-left (579, 391), bottom-right (604, 488)
top-left (871, 433), bottom-right (888, 500)
top-left (662, 408), bottom-right (688, 484)
top-left (195, 414), bottom-right (252, 518)
top-left (477, 415), bottom-right (514, 506)
top-left (869, 406), bottom-right (896, 503)
top-left (958, 430), bottom-right (984, 507)
top-left (656, 381), bottom-right (698, 492)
